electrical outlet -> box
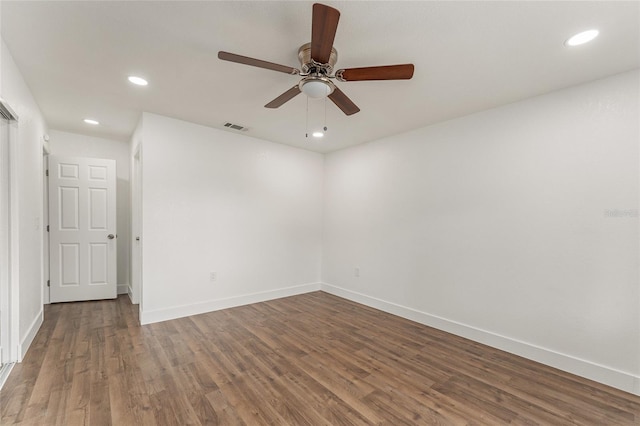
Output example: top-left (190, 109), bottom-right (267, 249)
top-left (354, 267), bottom-right (360, 277)
top-left (210, 272), bottom-right (217, 282)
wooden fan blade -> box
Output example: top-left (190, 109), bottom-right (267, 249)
top-left (337, 64), bottom-right (415, 81)
top-left (265, 86), bottom-right (302, 108)
top-left (328, 87), bottom-right (360, 116)
top-left (311, 3), bottom-right (340, 64)
top-left (218, 51), bottom-right (299, 75)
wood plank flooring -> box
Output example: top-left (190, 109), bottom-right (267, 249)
top-left (1, 292), bottom-right (638, 425)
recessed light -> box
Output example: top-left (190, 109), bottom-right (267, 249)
top-left (83, 119), bottom-right (99, 125)
top-left (128, 75), bottom-right (148, 86)
top-left (312, 131), bottom-right (324, 138)
top-left (565, 29), bottom-right (599, 46)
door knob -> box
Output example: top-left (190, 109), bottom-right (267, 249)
top-left (108, 234), bottom-right (115, 240)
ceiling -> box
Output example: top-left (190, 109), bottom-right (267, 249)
top-left (1, 1), bottom-right (638, 153)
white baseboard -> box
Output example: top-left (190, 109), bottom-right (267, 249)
top-left (18, 309), bottom-right (43, 361)
top-left (117, 283), bottom-right (129, 295)
top-left (140, 282), bottom-right (321, 325)
top-left (127, 285), bottom-right (135, 304)
top-left (320, 282), bottom-right (640, 397)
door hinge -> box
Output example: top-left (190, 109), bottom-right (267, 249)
top-left (47, 280), bottom-right (50, 287)
top-left (46, 169), bottom-right (49, 177)
top-left (47, 225), bottom-right (49, 232)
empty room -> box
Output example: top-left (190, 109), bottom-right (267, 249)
top-left (0, 1), bottom-right (639, 424)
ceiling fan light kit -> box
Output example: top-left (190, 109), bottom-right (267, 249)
top-left (300, 77), bottom-right (335, 98)
top-left (218, 3), bottom-right (415, 117)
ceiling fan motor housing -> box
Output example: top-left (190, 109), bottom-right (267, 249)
top-left (298, 42), bottom-right (338, 75)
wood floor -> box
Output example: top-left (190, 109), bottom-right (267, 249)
top-left (1, 292), bottom-right (638, 425)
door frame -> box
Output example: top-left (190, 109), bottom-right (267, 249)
top-left (0, 98), bottom-right (20, 382)
top-left (131, 145), bottom-right (142, 308)
top-left (43, 143), bottom-right (50, 304)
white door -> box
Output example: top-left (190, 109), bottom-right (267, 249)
top-left (49, 156), bottom-right (117, 303)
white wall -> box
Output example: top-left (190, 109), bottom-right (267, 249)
top-left (137, 113), bottom-right (323, 323)
top-left (323, 70), bottom-right (640, 395)
top-left (1, 40), bottom-right (47, 359)
top-left (47, 130), bottom-right (130, 298)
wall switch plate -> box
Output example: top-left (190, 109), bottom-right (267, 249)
top-left (210, 272), bottom-right (217, 282)
top-left (354, 267), bottom-right (360, 277)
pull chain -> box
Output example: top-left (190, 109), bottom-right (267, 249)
top-left (323, 97), bottom-right (327, 132)
top-left (305, 96), bottom-right (309, 138)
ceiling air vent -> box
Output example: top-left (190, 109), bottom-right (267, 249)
top-left (223, 122), bottom-right (249, 132)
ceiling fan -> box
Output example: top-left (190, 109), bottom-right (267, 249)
top-left (218, 3), bottom-right (415, 116)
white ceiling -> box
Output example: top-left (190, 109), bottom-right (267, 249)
top-left (1, 1), bottom-right (638, 153)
